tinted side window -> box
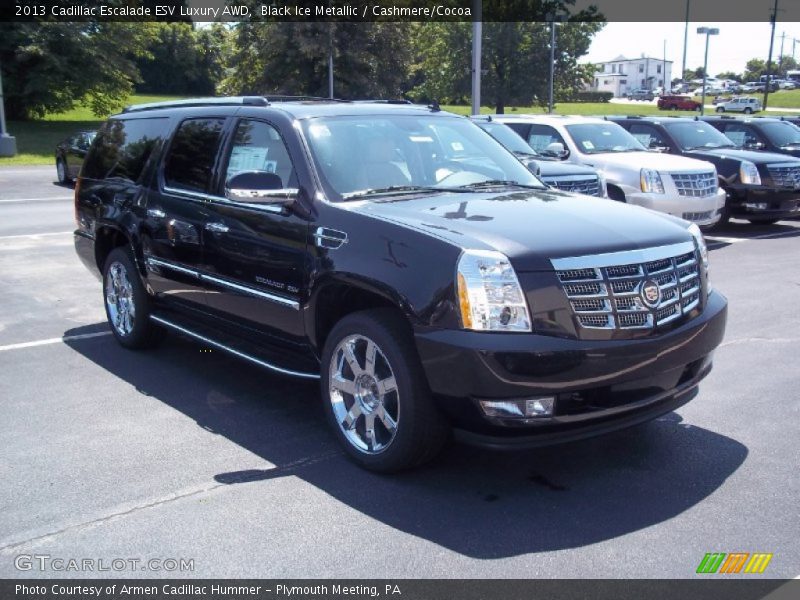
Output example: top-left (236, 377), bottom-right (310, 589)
top-left (527, 124), bottom-right (567, 153)
top-left (83, 118), bottom-right (167, 181)
top-left (224, 120), bottom-right (296, 188)
top-left (164, 118), bottom-right (225, 193)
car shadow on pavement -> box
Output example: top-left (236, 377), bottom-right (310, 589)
top-left (705, 219), bottom-right (800, 251)
top-left (64, 323), bottom-right (748, 560)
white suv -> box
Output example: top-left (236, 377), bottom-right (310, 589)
top-left (493, 115), bottom-right (726, 227)
top-left (715, 97), bottom-right (762, 114)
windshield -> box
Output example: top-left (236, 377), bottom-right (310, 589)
top-left (565, 123), bottom-right (646, 154)
top-left (476, 121), bottom-right (539, 155)
top-left (664, 122), bottom-right (737, 150)
top-left (302, 115), bottom-right (544, 200)
top-left (758, 121), bottom-right (800, 148)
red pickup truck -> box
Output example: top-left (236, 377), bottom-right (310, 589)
top-left (658, 95), bottom-right (701, 111)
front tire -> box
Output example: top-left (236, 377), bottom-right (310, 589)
top-left (102, 247), bottom-right (162, 349)
top-left (744, 107), bottom-right (753, 114)
top-left (748, 218), bottom-right (780, 225)
top-left (716, 107), bottom-right (725, 113)
top-left (321, 309), bottom-right (449, 472)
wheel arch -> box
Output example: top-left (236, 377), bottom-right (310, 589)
top-left (307, 275), bottom-right (415, 356)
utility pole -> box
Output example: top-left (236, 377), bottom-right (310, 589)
top-left (471, 0), bottom-right (482, 115)
top-left (779, 31), bottom-right (786, 72)
top-left (682, 0), bottom-right (691, 82)
top-left (327, 19), bottom-right (334, 99)
top-left (0, 61), bottom-right (17, 157)
top-left (763, 0), bottom-right (779, 109)
top-left (663, 40), bottom-right (668, 92)
top-left (697, 27), bottom-right (719, 116)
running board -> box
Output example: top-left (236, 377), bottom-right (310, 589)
top-left (150, 314), bottom-right (320, 380)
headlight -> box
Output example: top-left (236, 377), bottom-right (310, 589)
top-left (687, 223), bottom-right (711, 294)
top-left (456, 249), bottom-right (531, 332)
top-left (640, 168), bottom-right (665, 194)
top-left (739, 160), bottom-right (761, 185)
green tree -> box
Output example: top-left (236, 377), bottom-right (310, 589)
top-left (716, 71), bottom-right (741, 82)
top-left (135, 23), bottom-right (228, 95)
top-left (0, 22), bottom-right (156, 119)
top-left (409, 18), bottom-right (603, 113)
top-left (743, 58), bottom-right (767, 82)
top-left (220, 22), bottom-right (412, 99)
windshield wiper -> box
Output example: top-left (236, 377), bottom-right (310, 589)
top-left (342, 185), bottom-right (469, 199)
top-left (455, 179), bottom-right (546, 190)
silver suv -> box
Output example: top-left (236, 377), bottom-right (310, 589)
top-left (494, 115), bottom-right (726, 228)
top-left (716, 97), bottom-right (762, 114)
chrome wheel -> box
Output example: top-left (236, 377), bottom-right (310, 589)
top-left (105, 261), bottom-right (136, 337)
top-left (329, 334), bottom-right (399, 454)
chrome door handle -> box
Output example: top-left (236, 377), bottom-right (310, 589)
top-left (205, 222), bottom-right (229, 233)
top-left (147, 208), bottom-right (166, 219)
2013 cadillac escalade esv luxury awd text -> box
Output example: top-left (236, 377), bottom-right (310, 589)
top-left (74, 98), bottom-right (728, 472)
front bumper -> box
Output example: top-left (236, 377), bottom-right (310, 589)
top-left (726, 185), bottom-right (800, 220)
top-left (626, 188), bottom-right (726, 226)
top-left (414, 291), bottom-right (727, 444)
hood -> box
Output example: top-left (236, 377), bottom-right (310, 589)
top-left (535, 160), bottom-right (599, 178)
top-left (773, 147), bottom-right (800, 159)
top-left (686, 147), bottom-right (800, 165)
top-left (351, 189), bottom-right (693, 272)
top-left (585, 150), bottom-right (715, 173)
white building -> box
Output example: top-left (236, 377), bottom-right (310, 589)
top-left (591, 55), bottom-right (673, 97)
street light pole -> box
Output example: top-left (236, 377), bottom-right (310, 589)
top-left (0, 61), bottom-right (18, 157)
top-left (763, 0), bottom-right (779, 110)
top-left (682, 0), bottom-right (691, 82)
top-left (696, 27), bottom-right (719, 117)
top-left (548, 20), bottom-right (556, 113)
top-left (471, 0), bottom-right (482, 115)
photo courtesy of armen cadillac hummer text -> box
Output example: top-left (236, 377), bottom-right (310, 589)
top-left (73, 97), bottom-right (727, 472)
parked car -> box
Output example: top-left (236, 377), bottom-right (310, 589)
top-left (715, 97), bottom-right (762, 114)
top-left (73, 97), bottom-right (727, 472)
top-left (778, 115), bottom-right (800, 127)
top-left (658, 94), bottom-right (701, 111)
top-left (701, 115), bottom-right (800, 158)
top-left (55, 130), bottom-right (96, 183)
top-left (627, 89), bottom-right (655, 101)
top-left (741, 82), bottom-right (764, 93)
top-left (608, 116), bottom-right (800, 225)
top-left (778, 80), bottom-right (797, 90)
top-left (470, 116), bottom-right (606, 197)
top-left (493, 115), bottom-right (726, 228)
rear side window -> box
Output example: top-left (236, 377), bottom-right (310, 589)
top-left (83, 118), bottom-right (167, 182)
top-left (164, 118), bottom-right (225, 193)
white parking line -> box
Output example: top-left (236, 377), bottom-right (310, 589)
top-left (0, 331), bottom-right (111, 353)
top-left (0, 231), bottom-right (72, 241)
top-left (0, 196), bottom-right (73, 204)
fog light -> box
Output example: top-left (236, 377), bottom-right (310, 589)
top-left (743, 202), bottom-right (769, 210)
top-left (479, 397), bottom-right (555, 419)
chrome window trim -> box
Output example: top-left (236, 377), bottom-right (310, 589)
top-left (550, 241), bottom-right (695, 271)
top-left (145, 257), bottom-right (300, 310)
top-left (162, 186), bottom-right (285, 214)
top-left (150, 315), bottom-right (318, 380)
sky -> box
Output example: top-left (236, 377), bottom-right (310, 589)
top-left (584, 22), bottom-right (800, 76)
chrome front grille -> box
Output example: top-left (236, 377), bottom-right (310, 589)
top-left (671, 171), bottom-right (717, 198)
top-left (543, 175), bottom-right (602, 197)
top-left (767, 163), bottom-right (800, 189)
top-left (552, 242), bottom-right (702, 332)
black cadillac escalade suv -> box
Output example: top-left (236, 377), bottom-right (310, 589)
top-left (74, 97), bottom-right (727, 472)
top-left (608, 116), bottom-right (800, 225)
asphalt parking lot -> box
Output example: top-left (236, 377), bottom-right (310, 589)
top-left (0, 165), bottom-right (798, 579)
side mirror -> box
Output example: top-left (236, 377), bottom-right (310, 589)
top-left (649, 141), bottom-right (670, 153)
top-left (225, 171), bottom-right (298, 206)
top-left (525, 159), bottom-right (541, 176)
top-left (544, 142), bottom-right (568, 159)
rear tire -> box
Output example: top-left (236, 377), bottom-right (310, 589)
top-left (102, 246), bottom-right (163, 349)
top-left (321, 309), bottom-right (449, 472)
top-left (716, 107), bottom-right (725, 113)
top-left (744, 107), bottom-right (753, 114)
top-left (56, 157), bottom-right (71, 184)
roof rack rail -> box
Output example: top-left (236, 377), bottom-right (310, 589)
top-left (122, 96), bottom-right (269, 113)
top-left (264, 95), bottom-right (350, 103)
top-left (353, 99), bottom-right (414, 105)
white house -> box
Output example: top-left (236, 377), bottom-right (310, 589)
top-left (591, 55), bottom-right (673, 97)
